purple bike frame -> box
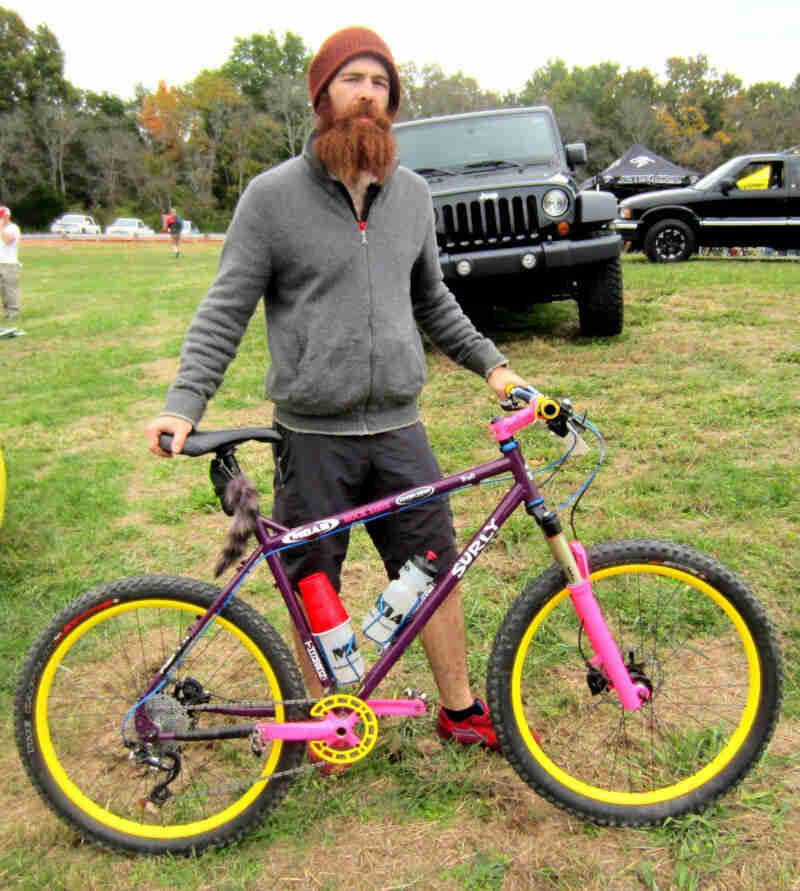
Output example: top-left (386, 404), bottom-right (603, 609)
top-left (256, 445), bottom-right (536, 699)
top-left (137, 406), bottom-right (648, 744)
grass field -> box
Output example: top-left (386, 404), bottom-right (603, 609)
top-left (1, 243), bottom-right (798, 890)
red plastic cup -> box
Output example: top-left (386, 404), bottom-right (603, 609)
top-left (298, 572), bottom-right (349, 633)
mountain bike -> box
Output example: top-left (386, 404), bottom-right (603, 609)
top-left (14, 387), bottom-right (783, 855)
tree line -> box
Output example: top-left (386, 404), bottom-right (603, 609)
top-left (2, 7), bottom-right (799, 231)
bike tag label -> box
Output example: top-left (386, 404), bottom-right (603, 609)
top-left (282, 518), bottom-right (340, 544)
top-left (451, 518), bottom-right (499, 578)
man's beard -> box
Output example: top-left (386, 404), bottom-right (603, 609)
top-left (314, 97), bottom-right (397, 186)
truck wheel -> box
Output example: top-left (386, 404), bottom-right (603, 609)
top-left (644, 219), bottom-right (695, 262)
top-left (577, 257), bottom-right (623, 336)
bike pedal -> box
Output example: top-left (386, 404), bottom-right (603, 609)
top-left (403, 687), bottom-right (427, 702)
top-left (249, 729), bottom-right (266, 757)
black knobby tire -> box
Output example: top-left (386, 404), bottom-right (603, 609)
top-left (486, 539), bottom-right (782, 826)
top-left (576, 256), bottom-right (624, 336)
top-left (14, 576), bottom-right (307, 855)
top-left (644, 218), bottom-right (696, 262)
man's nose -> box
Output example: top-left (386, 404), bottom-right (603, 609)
top-left (357, 80), bottom-right (380, 102)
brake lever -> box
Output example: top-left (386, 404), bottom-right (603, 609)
top-left (545, 398), bottom-right (587, 437)
top-left (499, 396), bottom-right (521, 412)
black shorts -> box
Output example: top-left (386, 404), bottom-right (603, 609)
top-left (272, 422), bottom-right (457, 591)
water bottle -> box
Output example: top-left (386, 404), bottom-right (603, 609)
top-left (363, 551), bottom-right (438, 647)
top-left (298, 572), bottom-right (364, 685)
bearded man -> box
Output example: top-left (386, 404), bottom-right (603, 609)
top-left (146, 26), bottom-right (528, 754)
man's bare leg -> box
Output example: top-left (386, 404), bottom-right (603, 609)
top-left (292, 586), bottom-right (473, 710)
top-left (419, 585), bottom-right (474, 711)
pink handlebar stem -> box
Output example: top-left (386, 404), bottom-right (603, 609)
top-left (489, 400), bottom-right (539, 441)
top-left (568, 542), bottom-right (650, 711)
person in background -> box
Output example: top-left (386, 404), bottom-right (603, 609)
top-left (165, 208), bottom-right (183, 258)
top-left (0, 206), bottom-right (21, 319)
top-left (146, 26), bottom-right (530, 756)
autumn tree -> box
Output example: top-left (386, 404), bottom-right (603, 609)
top-left (662, 55), bottom-right (742, 138)
top-left (263, 72), bottom-right (314, 158)
top-left (138, 81), bottom-right (191, 160)
top-left (222, 31), bottom-right (311, 111)
top-left (31, 99), bottom-right (84, 196)
top-left (221, 106), bottom-right (282, 199)
top-left (0, 7), bottom-right (71, 111)
top-left (398, 63), bottom-right (506, 121)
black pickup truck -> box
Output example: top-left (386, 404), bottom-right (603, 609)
top-left (614, 150), bottom-right (800, 262)
top-left (394, 106), bottom-right (623, 336)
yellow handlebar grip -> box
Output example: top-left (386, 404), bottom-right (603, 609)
top-left (537, 398), bottom-right (561, 420)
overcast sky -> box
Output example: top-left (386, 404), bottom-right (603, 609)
top-left (17, 1), bottom-right (800, 101)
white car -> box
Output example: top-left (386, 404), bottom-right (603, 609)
top-left (50, 214), bottom-right (101, 235)
top-left (181, 220), bottom-right (202, 236)
top-left (105, 218), bottom-right (155, 238)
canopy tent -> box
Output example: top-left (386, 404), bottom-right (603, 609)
top-left (582, 144), bottom-right (700, 199)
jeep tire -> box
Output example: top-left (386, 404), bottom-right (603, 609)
top-left (644, 218), bottom-right (696, 263)
top-left (576, 257), bottom-right (623, 336)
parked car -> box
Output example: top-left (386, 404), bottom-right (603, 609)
top-left (105, 218), bottom-right (156, 238)
top-left (181, 220), bottom-right (202, 235)
top-left (393, 106), bottom-right (623, 336)
top-left (614, 150), bottom-right (800, 262)
top-left (50, 214), bottom-right (101, 236)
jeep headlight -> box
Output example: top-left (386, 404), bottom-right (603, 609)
top-left (542, 189), bottom-right (569, 218)
top-left (619, 207), bottom-right (633, 220)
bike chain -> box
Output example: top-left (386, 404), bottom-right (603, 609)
top-left (147, 691), bottom-right (429, 800)
top-left (162, 697), bottom-right (340, 799)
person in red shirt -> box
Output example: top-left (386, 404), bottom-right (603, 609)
top-left (165, 208), bottom-right (182, 258)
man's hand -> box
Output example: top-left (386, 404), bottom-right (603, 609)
top-left (487, 366), bottom-right (531, 400)
top-left (146, 415), bottom-right (193, 457)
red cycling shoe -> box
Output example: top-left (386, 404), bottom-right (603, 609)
top-left (435, 698), bottom-right (500, 751)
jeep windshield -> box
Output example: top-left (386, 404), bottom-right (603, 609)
top-left (394, 111), bottom-right (559, 175)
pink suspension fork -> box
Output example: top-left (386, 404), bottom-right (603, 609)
top-left (566, 541), bottom-right (650, 711)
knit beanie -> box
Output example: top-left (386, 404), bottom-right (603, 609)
top-left (308, 26), bottom-right (401, 116)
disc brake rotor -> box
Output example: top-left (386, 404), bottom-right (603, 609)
top-left (308, 694), bottom-right (378, 766)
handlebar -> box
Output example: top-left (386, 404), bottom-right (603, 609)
top-left (502, 385), bottom-right (561, 420)
top-left (491, 386), bottom-right (584, 442)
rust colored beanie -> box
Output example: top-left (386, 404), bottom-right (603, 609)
top-left (308, 26), bottom-right (401, 116)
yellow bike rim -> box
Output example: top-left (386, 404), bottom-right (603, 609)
top-left (35, 598), bottom-right (286, 840)
top-left (510, 564), bottom-right (762, 806)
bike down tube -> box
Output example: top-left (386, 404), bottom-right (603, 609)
top-left (263, 452), bottom-right (519, 694)
top-left (357, 464), bottom-right (531, 698)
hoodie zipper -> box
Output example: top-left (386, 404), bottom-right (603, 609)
top-left (358, 219), bottom-right (367, 245)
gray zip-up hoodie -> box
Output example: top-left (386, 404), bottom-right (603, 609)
top-left (163, 137), bottom-right (507, 435)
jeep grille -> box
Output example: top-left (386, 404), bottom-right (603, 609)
top-left (436, 194), bottom-right (539, 250)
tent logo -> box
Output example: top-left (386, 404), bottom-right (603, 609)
top-left (630, 155), bottom-right (656, 168)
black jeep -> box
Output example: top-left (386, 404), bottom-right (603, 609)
top-left (393, 107), bottom-right (624, 336)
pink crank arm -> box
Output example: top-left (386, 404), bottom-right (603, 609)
top-left (568, 542), bottom-right (650, 711)
top-left (366, 698), bottom-right (426, 717)
top-left (256, 712), bottom-right (361, 746)
top-left (254, 698), bottom-right (426, 745)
